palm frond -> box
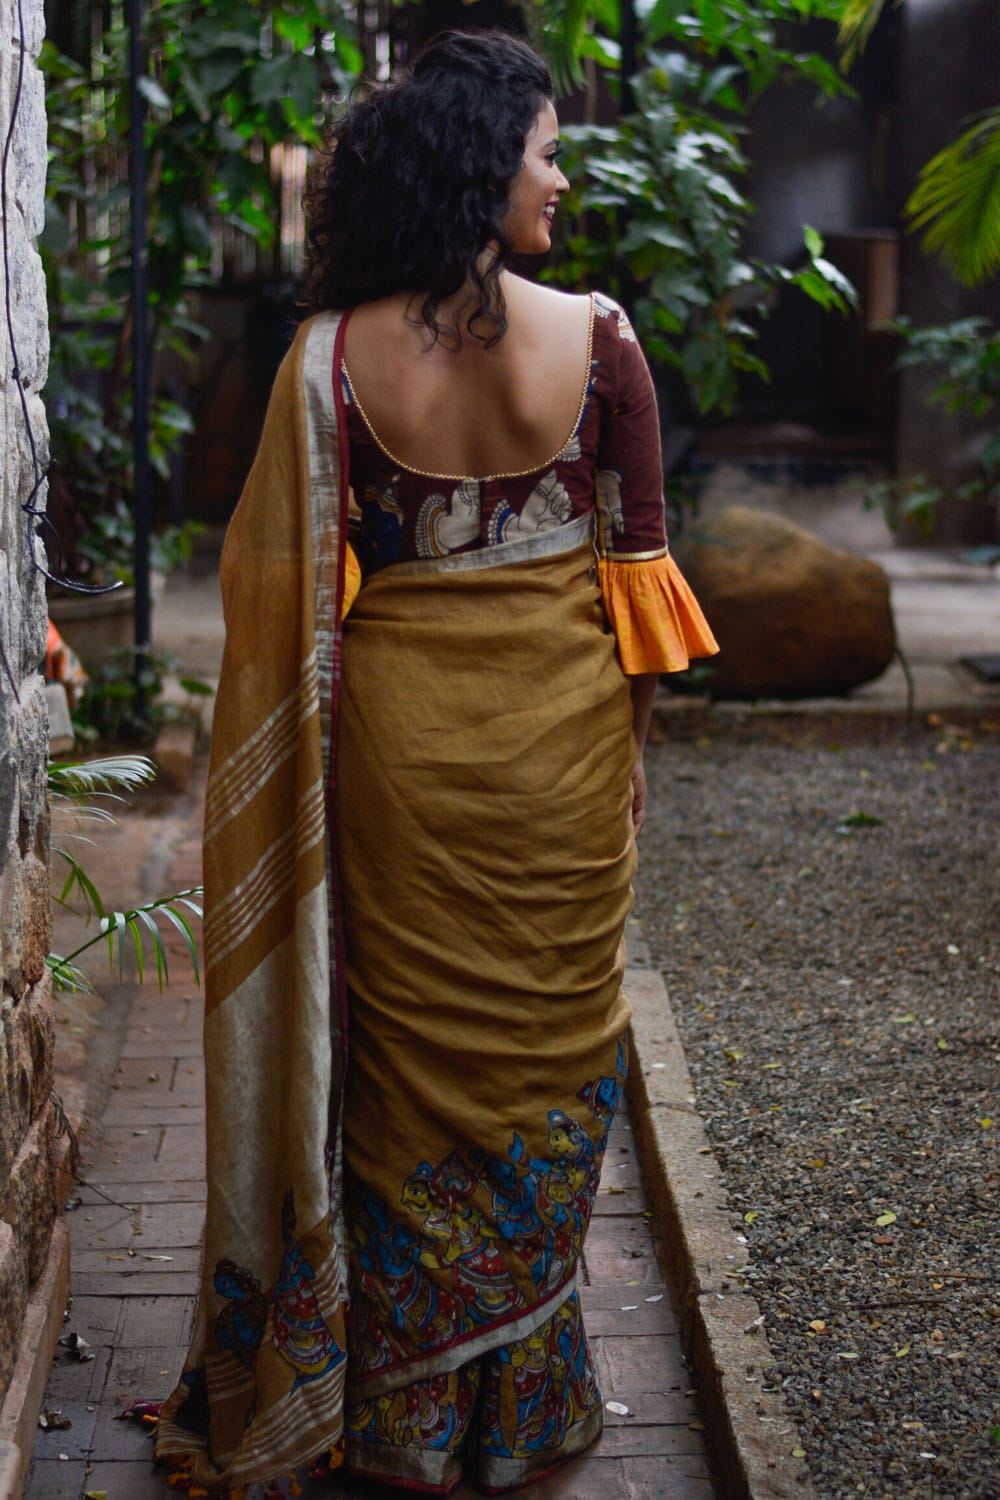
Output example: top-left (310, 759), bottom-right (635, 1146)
top-left (837, 0), bottom-right (900, 71)
top-left (52, 847), bottom-right (106, 920)
top-left (46, 954), bottom-right (96, 994)
top-left (48, 755), bottom-right (157, 802)
top-left (905, 110), bottom-right (1000, 287)
top-left (50, 801), bottom-right (119, 829)
top-left (154, 898), bottom-right (204, 987)
top-left (57, 886), bottom-right (204, 991)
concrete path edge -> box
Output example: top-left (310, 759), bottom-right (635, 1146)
top-left (625, 919), bottom-right (816, 1500)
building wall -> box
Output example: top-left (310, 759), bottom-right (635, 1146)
top-left (0, 0), bottom-right (58, 1403)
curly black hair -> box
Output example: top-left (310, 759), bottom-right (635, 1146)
top-left (301, 29), bottom-right (553, 346)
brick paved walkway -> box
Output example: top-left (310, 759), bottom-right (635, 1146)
top-left (26, 763), bottom-right (715, 1500)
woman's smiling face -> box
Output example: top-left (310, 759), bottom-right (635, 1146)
top-left (504, 99), bottom-right (569, 256)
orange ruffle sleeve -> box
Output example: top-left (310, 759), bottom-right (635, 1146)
top-left (598, 552), bottom-right (719, 676)
top-left (342, 542), bottom-right (362, 618)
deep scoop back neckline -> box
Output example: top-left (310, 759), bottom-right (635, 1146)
top-left (340, 291), bottom-right (596, 484)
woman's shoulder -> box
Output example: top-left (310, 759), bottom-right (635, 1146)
top-left (510, 280), bottom-right (637, 353)
top-left (507, 277), bottom-right (591, 329)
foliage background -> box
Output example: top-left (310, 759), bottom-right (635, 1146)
top-left (40, 0), bottom-right (999, 563)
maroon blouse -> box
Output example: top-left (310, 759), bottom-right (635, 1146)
top-left (340, 292), bottom-right (669, 573)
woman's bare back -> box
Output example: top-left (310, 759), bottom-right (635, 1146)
top-left (341, 275), bottom-right (593, 480)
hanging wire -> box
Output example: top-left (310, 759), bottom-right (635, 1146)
top-left (0, 0), bottom-right (121, 684)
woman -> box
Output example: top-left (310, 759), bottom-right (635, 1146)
top-left (155, 28), bottom-right (716, 1497)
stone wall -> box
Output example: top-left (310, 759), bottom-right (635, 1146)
top-left (0, 0), bottom-right (57, 1405)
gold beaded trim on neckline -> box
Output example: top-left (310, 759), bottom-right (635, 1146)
top-left (341, 292), bottom-right (597, 484)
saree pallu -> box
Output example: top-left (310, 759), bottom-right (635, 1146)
top-left (155, 312), bottom-right (351, 1490)
top-left (336, 515), bottom-right (635, 1492)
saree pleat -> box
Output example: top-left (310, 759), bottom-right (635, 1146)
top-left (336, 530), bottom-right (635, 1423)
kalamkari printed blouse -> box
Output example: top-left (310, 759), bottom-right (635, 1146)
top-left (339, 291), bottom-right (718, 675)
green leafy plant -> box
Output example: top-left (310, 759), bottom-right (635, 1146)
top-left (70, 643), bottom-right (214, 746)
top-left (864, 318), bottom-right (1000, 551)
top-left (48, 755), bottom-right (203, 993)
top-left (74, 499), bottom-right (204, 590)
top-left (541, 1), bottom-right (857, 415)
top-left (41, 0), bottom-right (361, 586)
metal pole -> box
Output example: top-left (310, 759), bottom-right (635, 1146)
top-left (620, 0), bottom-right (637, 115)
top-left (127, 0), bottom-right (152, 702)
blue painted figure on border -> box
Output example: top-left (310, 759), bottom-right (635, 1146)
top-left (271, 1193), bottom-right (346, 1390)
top-left (213, 1259), bottom-right (267, 1370)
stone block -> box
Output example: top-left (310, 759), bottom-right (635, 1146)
top-left (5, 230), bottom-right (47, 397)
top-left (23, 974), bottom-right (55, 1116)
top-left (0, 743), bottom-right (15, 874)
top-left (5, 1106), bottom-right (57, 1285)
top-left (0, 978), bottom-right (54, 1152)
top-left (0, 1219), bottom-right (27, 1403)
top-left (674, 505), bottom-right (896, 699)
top-left (20, 850), bottom-right (50, 985)
top-left (13, 65), bottom-right (47, 239)
top-left (0, 857), bottom-right (24, 998)
top-left (25, 0), bottom-right (46, 56)
top-left (0, 995), bottom-right (33, 1175)
top-left (21, 541), bottom-right (49, 670)
top-left (14, 678), bottom-right (50, 859)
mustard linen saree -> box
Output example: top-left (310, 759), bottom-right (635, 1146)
top-left (156, 312), bottom-right (636, 1493)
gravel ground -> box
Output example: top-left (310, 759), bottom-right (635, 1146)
top-left (635, 706), bottom-right (1000, 1500)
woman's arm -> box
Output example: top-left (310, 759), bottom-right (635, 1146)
top-left (629, 672), bottom-right (658, 838)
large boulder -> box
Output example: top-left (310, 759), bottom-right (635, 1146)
top-left (674, 505), bottom-right (896, 699)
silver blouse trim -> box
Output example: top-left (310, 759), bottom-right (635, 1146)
top-left (382, 511), bottom-right (595, 577)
